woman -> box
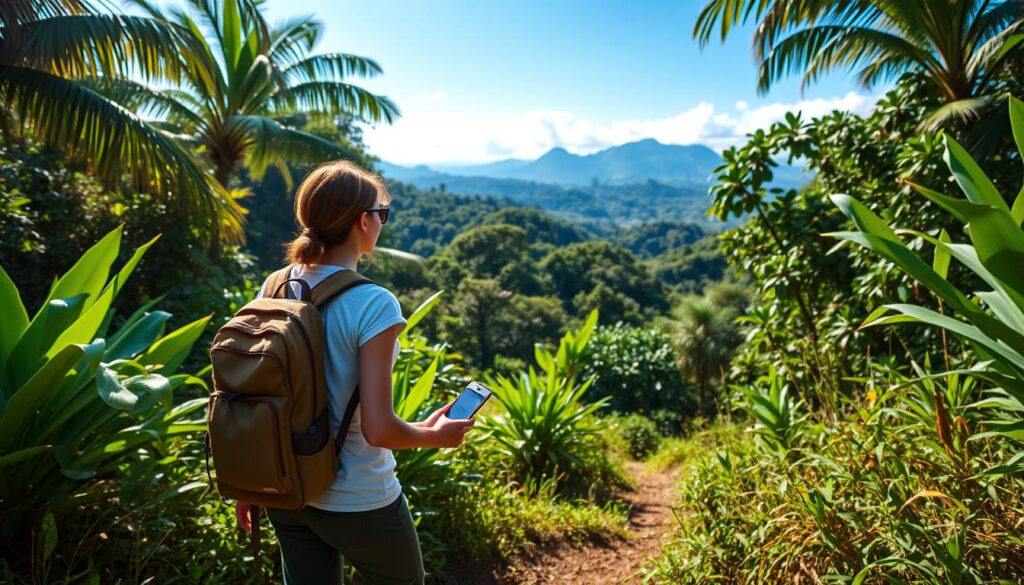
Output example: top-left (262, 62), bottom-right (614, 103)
top-left (235, 160), bottom-right (473, 585)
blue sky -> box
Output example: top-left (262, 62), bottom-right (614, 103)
top-left (261, 0), bottom-right (882, 164)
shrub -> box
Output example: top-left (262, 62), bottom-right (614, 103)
top-left (0, 227), bottom-right (210, 575)
top-left (581, 322), bottom-right (693, 413)
top-left (612, 414), bottom-right (662, 460)
top-left (478, 310), bottom-right (609, 490)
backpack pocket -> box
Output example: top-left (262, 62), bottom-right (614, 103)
top-left (292, 408), bottom-right (338, 499)
top-left (208, 392), bottom-right (294, 495)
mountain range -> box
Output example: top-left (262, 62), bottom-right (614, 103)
top-left (375, 139), bottom-right (807, 228)
top-left (377, 139), bottom-right (726, 186)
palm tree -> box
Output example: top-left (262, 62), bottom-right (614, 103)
top-left (125, 0), bottom-right (400, 258)
top-left (675, 299), bottom-right (740, 415)
top-left (694, 0), bottom-right (1024, 132)
top-left (0, 0), bottom-right (235, 226)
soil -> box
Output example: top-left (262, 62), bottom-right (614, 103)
top-left (440, 461), bottom-right (679, 585)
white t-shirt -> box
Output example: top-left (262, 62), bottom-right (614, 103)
top-left (257, 263), bottom-right (406, 512)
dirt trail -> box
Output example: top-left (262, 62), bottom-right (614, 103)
top-left (442, 461), bottom-right (679, 584)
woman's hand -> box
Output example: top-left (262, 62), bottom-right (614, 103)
top-left (429, 414), bottom-right (475, 448)
top-left (235, 501), bottom-right (253, 534)
top-left (421, 402), bottom-right (452, 427)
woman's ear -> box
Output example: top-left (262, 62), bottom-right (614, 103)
top-left (358, 211), bottom-right (369, 233)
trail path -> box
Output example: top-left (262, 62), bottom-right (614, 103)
top-left (442, 461), bottom-right (678, 584)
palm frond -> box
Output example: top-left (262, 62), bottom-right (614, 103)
top-left (758, 25), bottom-right (939, 93)
top-left (693, 0), bottom-right (776, 46)
top-left (1, 64), bottom-right (241, 233)
top-left (230, 53), bottom-right (276, 114)
top-left (232, 114), bottom-right (350, 181)
top-left (2, 0), bottom-right (90, 25)
top-left (282, 81), bottom-right (399, 123)
top-left (283, 53), bottom-right (383, 85)
top-left (918, 95), bottom-right (995, 132)
top-left (81, 77), bottom-right (204, 129)
top-left (17, 14), bottom-right (188, 82)
top-left (968, 25), bottom-right (1024, 85)
top-left (267, 14), bottom-right (322, 67)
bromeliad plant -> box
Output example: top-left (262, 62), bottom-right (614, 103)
top-left (0, 227), bottom-right (210, 543)
top-left (827, 95), bottom-right (1024, 476)
top-left (479, 310), bottom-right (610, 490)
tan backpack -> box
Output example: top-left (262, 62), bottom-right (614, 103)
top-left (205, 265), bottom-right (372, 563)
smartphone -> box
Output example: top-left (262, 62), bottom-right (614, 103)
top-left (446, 381), bottom-right (492, 420)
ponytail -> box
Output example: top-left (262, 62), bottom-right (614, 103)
top-left (286, 227), bottom-right (326, 265)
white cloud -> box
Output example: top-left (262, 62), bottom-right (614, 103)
top-left (364, 91), bottom-right (880, 165)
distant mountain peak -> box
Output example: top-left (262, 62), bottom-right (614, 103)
top-left (380, 138), bottom-right (727, 186)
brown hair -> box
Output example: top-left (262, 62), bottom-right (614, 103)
top-left (284, 160), bottom-right (391, 265)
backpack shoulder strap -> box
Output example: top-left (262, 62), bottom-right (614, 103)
top-left (310, 269), bottom-right (376, 448)
top-left (264, 265), bottom-right (295, 300)
top-left (309, 269), bottom-right (375, 309)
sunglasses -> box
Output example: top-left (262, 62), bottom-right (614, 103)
top-left (366, 206), bottom-right (390, 224)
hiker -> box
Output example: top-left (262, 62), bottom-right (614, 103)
top-left (235, 160), bottom-right (475, 584)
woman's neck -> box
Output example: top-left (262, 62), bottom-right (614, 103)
top-left (316, 242), bottom-right (361, 271)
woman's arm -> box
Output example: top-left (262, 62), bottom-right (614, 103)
top-left (358, 323), bottom-right (474, 449)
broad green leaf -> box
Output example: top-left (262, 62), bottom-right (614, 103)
top-left (1010, 96), bottom-right (1024, 168)
top-left (6, 295), bottom-right (88, 393)
top-left (826, 230), bottom-right (975, 317)
top-left (914, 184), bottom-right (1024, 299)
top-left (0, 344), bottom-right (84, 446)
top-left (96, 364), bottom-right (138, 411)
top-left (905, 230), bottom-right (1024, 326)
top-left (401, 290), bottom-right (442, 341)
top-left (45, 279), bottom-right (118, 360)
top-left (125, 374), bottom-right (172, 411)
top-left (942, 134), bottom-right (1009, 212)
top-left (933, 229), bottom-right (951, 279)
top-left (1012, 96), bottom-right (1024, 226)
top-left (105, 295), bottom-right (166, 347)
top-left (43, 226), bottom-right (121, 311)
top-left (0, 445), bottom-right (51, 468)
top-left (866, 304), bottom-right (1024, 372)
top-left (105, 311), bottom-right (172, 361)
top-left (99, 234), bottom-right (159, 314)
top-left (164, 397), bottom-right (208, 421)
top-left (137, 315), bottom-right (211, 374)
top-left (534, 343), bottom-right (555, 376)
top-left (831, 194), bottom-right (903, 242)
top-left (398, 356), bottom-right (437, 419)
top-left (0, 266), bottom-right (28, 367)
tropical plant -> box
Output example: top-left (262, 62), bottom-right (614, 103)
top-left (827, 95), bottom-right (1024, 474)
top-left (392, 291), bottom-right (464, 501)
top-left (693, 0), bottom-right (1024, 134)
top-left (673, 298), bottom-right (741, 415)
top-left (611, 413), bottom-right (662, 460)
top-left (0, 0), bottom-right (234, 225)
top-left (124, 0), bottom-right (400, 256)
top-left (0, 226), bottom-right (210, 548)
top-left (580, 322), bottom-right (691, 414)
top-left (478, 310), bottom-right (609, 489)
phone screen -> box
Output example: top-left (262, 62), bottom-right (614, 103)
top-left (447, 382), bottom-right (491, 420)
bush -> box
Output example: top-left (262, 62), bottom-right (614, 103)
top-left (612, 414), bottom-right (662, 460)
top-left (647, 377), bottom-right (1024, 583)
top-left (581, 322), bottom-right (693, 413)
top-left (0, 227), bottom-right (211, 579)
top-left (478, 310), bottom-right (609, 490)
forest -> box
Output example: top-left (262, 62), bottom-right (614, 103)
top-left (1, 0), bottom-right (1023, 583)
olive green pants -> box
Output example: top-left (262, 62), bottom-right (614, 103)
top-left (266, 495), bottom-right (424, 585)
